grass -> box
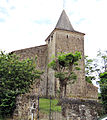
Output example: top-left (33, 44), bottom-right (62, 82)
top-left (39, 98), bottom-right (61, 114)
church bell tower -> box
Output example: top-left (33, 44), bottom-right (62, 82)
top-left (45, 10), bottom-right (87, 97)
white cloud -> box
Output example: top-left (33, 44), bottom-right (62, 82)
top-left (65, 0), bottom-right (107, 57)
top-left (0, 0), bottom-right (107, 58)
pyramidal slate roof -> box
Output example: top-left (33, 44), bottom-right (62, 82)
top-left (46, 10), bottom-right (85, 41)
top-left (55, 10), bottom-right (75, 32)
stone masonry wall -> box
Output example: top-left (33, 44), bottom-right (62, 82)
top-left (61, 98), bottom-right (103, 120)
top-left (46, 32), bottom-right (56, 96)
top-left (55, 29), bottom-right (86, 97)
top-left (13, 45), bottom-right (47, 70)
top-left (13, 94), bottom-right (39, 120)
top-left (13, 45), bottom-right (48, 96)
top-left (85, 82), bottom-right (98, 99)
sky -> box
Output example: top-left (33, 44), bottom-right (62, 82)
top-left (0, 0), bottom-right (107, 58)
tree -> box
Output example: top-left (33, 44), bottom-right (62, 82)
top-left (85, 56), bottom-right (96, 83)
top-left (0, 51), bottom-right (42, 118)
top-left (97, 50), bottom-right (107, 72)
top-left (99, 72), bottom-right (107, 113)
top-left (85, 50), bottom-right (107, 83)
top-left (96, 50), bottom-right (107, 114)
top-left (85, 50), bottom-right (107, 114)
top-left (48, 52), bottom-right (81, 98)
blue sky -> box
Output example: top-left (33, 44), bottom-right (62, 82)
top-left (0, 0), bottom-right (107, 58)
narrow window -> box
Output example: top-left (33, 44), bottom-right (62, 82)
top-left (48, 39), bottom-right (50, 44)
top-left (51, 35), bottom-right (53, 40)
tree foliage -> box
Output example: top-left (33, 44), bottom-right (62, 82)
top-left (85, 50), bottom-right (107, 114)
top-left (95, 50), bottom-right (107, 112)
top-left (0, 51), bottom-right (42, 118)
top-left (48, 52), bottom-right (81, 98)
top-left (85, 56), bottom-right (96, 83)
top-left (85, 50), bottom-right (107, 83)
top-left (99, 72), bottom-right (107, 113)
top-left (97, 50), bottom-right (107, 72)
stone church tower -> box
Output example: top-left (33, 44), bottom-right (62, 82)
top-left (46, 9), bottom-right (86, 97)
top-left (13, 10), bottom-right (98, 99)
top-left (45, 10), bottom-right (97, 98)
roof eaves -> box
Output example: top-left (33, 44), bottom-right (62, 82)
top-left (55, 28), bottom-right (85, 35)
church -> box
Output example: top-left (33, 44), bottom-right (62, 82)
top-left (13, 10), bottom-right (98, 99)
top-left (12, 10), bottom-right (99, 119)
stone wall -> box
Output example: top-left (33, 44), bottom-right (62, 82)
top-left (55, 29), bottom-right (86, 97)
top-left (9, 97), bottom-right (103, 120)
top-left (61, 98), bottom-right (103, 120)
top-left (85, 82), bottom-right (98, 100)
top-left (13, 94), bottom-right (39, 120)
top-left (12, 45), bottom-right (48, 96)
top-left (46, 32), bottom-right (56, 96)
top-left (12, 45), bottom-right (47, 70)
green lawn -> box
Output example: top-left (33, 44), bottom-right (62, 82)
top-left (39, 98), bottom-right (61, 113)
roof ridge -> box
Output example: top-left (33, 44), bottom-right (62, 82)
top-left (11, 44), bottom-right (47, 53)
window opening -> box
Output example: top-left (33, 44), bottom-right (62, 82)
top-left (51, 35), bottom-right (53, 40)
top-left (48, 39), bottom-right (50, 44)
